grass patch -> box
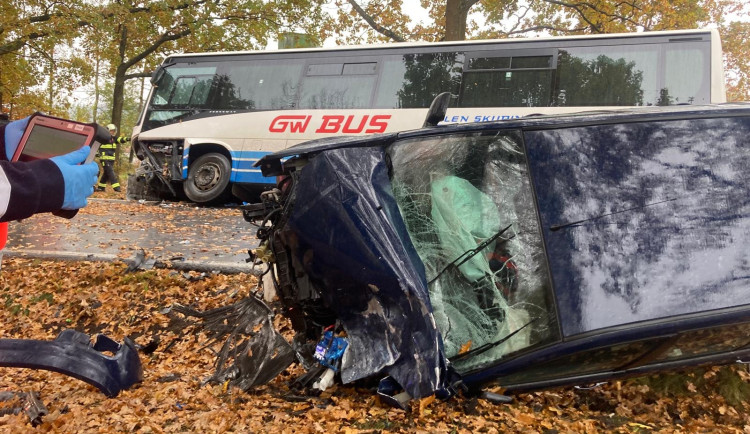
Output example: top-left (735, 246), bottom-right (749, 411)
top-left (633, 366), bottom-right (750, 409)
top-left (716, 366), bottom-right (750, 407)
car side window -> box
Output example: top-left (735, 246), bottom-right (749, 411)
top-left (495, 339), bottom-right (660, 386)
top-left (651, 322), bottom-right (750, 363)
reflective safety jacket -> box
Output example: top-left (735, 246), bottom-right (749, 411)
top-left (99, 136), bottom-right (128, 162)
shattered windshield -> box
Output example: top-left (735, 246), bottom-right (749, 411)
top-left (388, 131), bottom-right (559, 372)
top-left (143, 65), bottom-right (218, 130)
top-left (151, 65), bottom-right (216, 108)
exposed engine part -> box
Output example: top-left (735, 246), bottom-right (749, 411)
top-left (240, 172), bottom-right (334, 342)
top-left (130, 141), bottom-right (179, 198)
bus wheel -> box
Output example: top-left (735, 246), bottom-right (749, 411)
top-left (184, 153), bottom-right (231, 203)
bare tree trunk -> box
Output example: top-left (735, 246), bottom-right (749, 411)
top-left (111, 24), bottom-right (128, 168)
top-left (47, 48), bottom-right (55, 111)
top-left (93, 54), bottom-right (100, 123)
top-left (112, 64), bottom-right (127, 168)
top-left (445, 0), bottom-right (468, 41)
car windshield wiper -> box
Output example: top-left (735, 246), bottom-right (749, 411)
top-left (428, 224), bottom-right (514, 285)
top-left (449, 315), bottom-right (542, 362)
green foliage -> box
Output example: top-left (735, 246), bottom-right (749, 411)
top-left (0, 0), bottom-right (92, 117)
top-left (68, 76), bottom-right (144, 130)
top-left (722, 21), bottom-right (750, 101)
top-left (3, 294), bottom-right (29, 316)
top-left (632, 366), bottom-right (750, 409)
top-left (30, 292), bottom-right (55, 305)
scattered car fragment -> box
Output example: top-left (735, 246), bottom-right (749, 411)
top-left (168, 297), bottom-right (296, 391)
top-left (0, 390), bottom-right (47, 426)
top-left (239, 103), bottom-right (750, 403)
top-left (0, 329), bottom-right (143, 397)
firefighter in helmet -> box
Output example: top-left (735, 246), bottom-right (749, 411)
top-left (97, 123), bottom-right (129, 192)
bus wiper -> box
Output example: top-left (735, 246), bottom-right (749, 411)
top-left (428, 224), bottom-right (513, 285)
top-left (549, 197), bottom-right (677, 232)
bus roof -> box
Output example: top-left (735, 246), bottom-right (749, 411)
top-left (162, 28), bottom-right (718, 62)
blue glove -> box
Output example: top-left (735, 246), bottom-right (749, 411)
top-left (50, 146), bottom-right (99, 210)
top-left (4, 116), bottom-right (30, 160)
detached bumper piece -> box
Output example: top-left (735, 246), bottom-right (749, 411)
top-left (0, 329), bottom-right (143, 397)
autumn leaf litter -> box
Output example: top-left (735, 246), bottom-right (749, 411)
top-left (1, 255), bottom-right (750, 430)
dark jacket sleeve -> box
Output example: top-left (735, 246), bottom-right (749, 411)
top-left (0, 124), bottom-right (65, 222)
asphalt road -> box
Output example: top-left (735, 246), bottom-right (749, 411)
top-left (3, 198), bottom-right (261, 274)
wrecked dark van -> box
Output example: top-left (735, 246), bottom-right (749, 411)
top-left (249, 103), bottom-right (750, 401)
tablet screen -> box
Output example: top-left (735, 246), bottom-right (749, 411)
top-left (17, 124), bottom-right (91, 162)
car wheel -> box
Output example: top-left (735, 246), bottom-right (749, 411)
top-left (184, 153), bottom-right (231, 204)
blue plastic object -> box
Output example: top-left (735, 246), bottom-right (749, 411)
top-left (3, 117), bottom-right (30, 160)
top-left (314, 330), bottom-right (348, 371)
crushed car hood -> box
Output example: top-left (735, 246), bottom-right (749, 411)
top-left (284, 145), bottom-right (449, 398)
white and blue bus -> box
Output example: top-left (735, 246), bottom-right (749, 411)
top-left (131, 29), bottom-right (726, 203)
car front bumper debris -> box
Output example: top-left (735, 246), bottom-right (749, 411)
top-left (0, 329), bottom-right (143, 397)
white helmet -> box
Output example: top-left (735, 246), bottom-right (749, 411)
top-left (107, 124), bottom-right (116, 131)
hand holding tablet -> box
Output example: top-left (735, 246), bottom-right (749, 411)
top-left (11, 113), bottom-right (109, 163)
top-left (10, 113), bottom-right (109, 218)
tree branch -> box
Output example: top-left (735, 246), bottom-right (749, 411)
top-left (540, 0), bottom-right (644, 32)
top-left (123, 28), bottom-right (192, 71)
top-left (125, 71), bottom-right (153, 79)
top-left (0, 32), bottom-right (49, 56)
top-left (346, 0), bottom-right (406, 42)
top-left (460, 0), bottom-right (481, 14)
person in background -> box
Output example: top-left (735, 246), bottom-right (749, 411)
top-left (0, 116), bottom-right (99, 221)
top-left (97, 123), bottom-right (129, 192)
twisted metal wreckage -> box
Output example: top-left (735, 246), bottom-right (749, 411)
top-left (3, 100), bottom-right (750, 413)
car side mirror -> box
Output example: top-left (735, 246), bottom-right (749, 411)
top-left (423, 92), bottom-right (453, 128)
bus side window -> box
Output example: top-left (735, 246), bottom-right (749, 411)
top-left (555, 46), bottom-right (657, 106)
top-left (663, 43), bottom-right (710, 105)
top-left (374, 53), bottom-right (463, 109)
top-left (459, 54), bottom-right (554, 108)
top-left (215, 59), bottom-right (305, 110)
top-left (298, 61), bottom-right (378, 109)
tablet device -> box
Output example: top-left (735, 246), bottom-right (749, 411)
top-left (12, 113), bottom-right (100, 163)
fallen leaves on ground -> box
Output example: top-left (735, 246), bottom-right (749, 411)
top-left (1, 258), bottom-right (749, 432)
